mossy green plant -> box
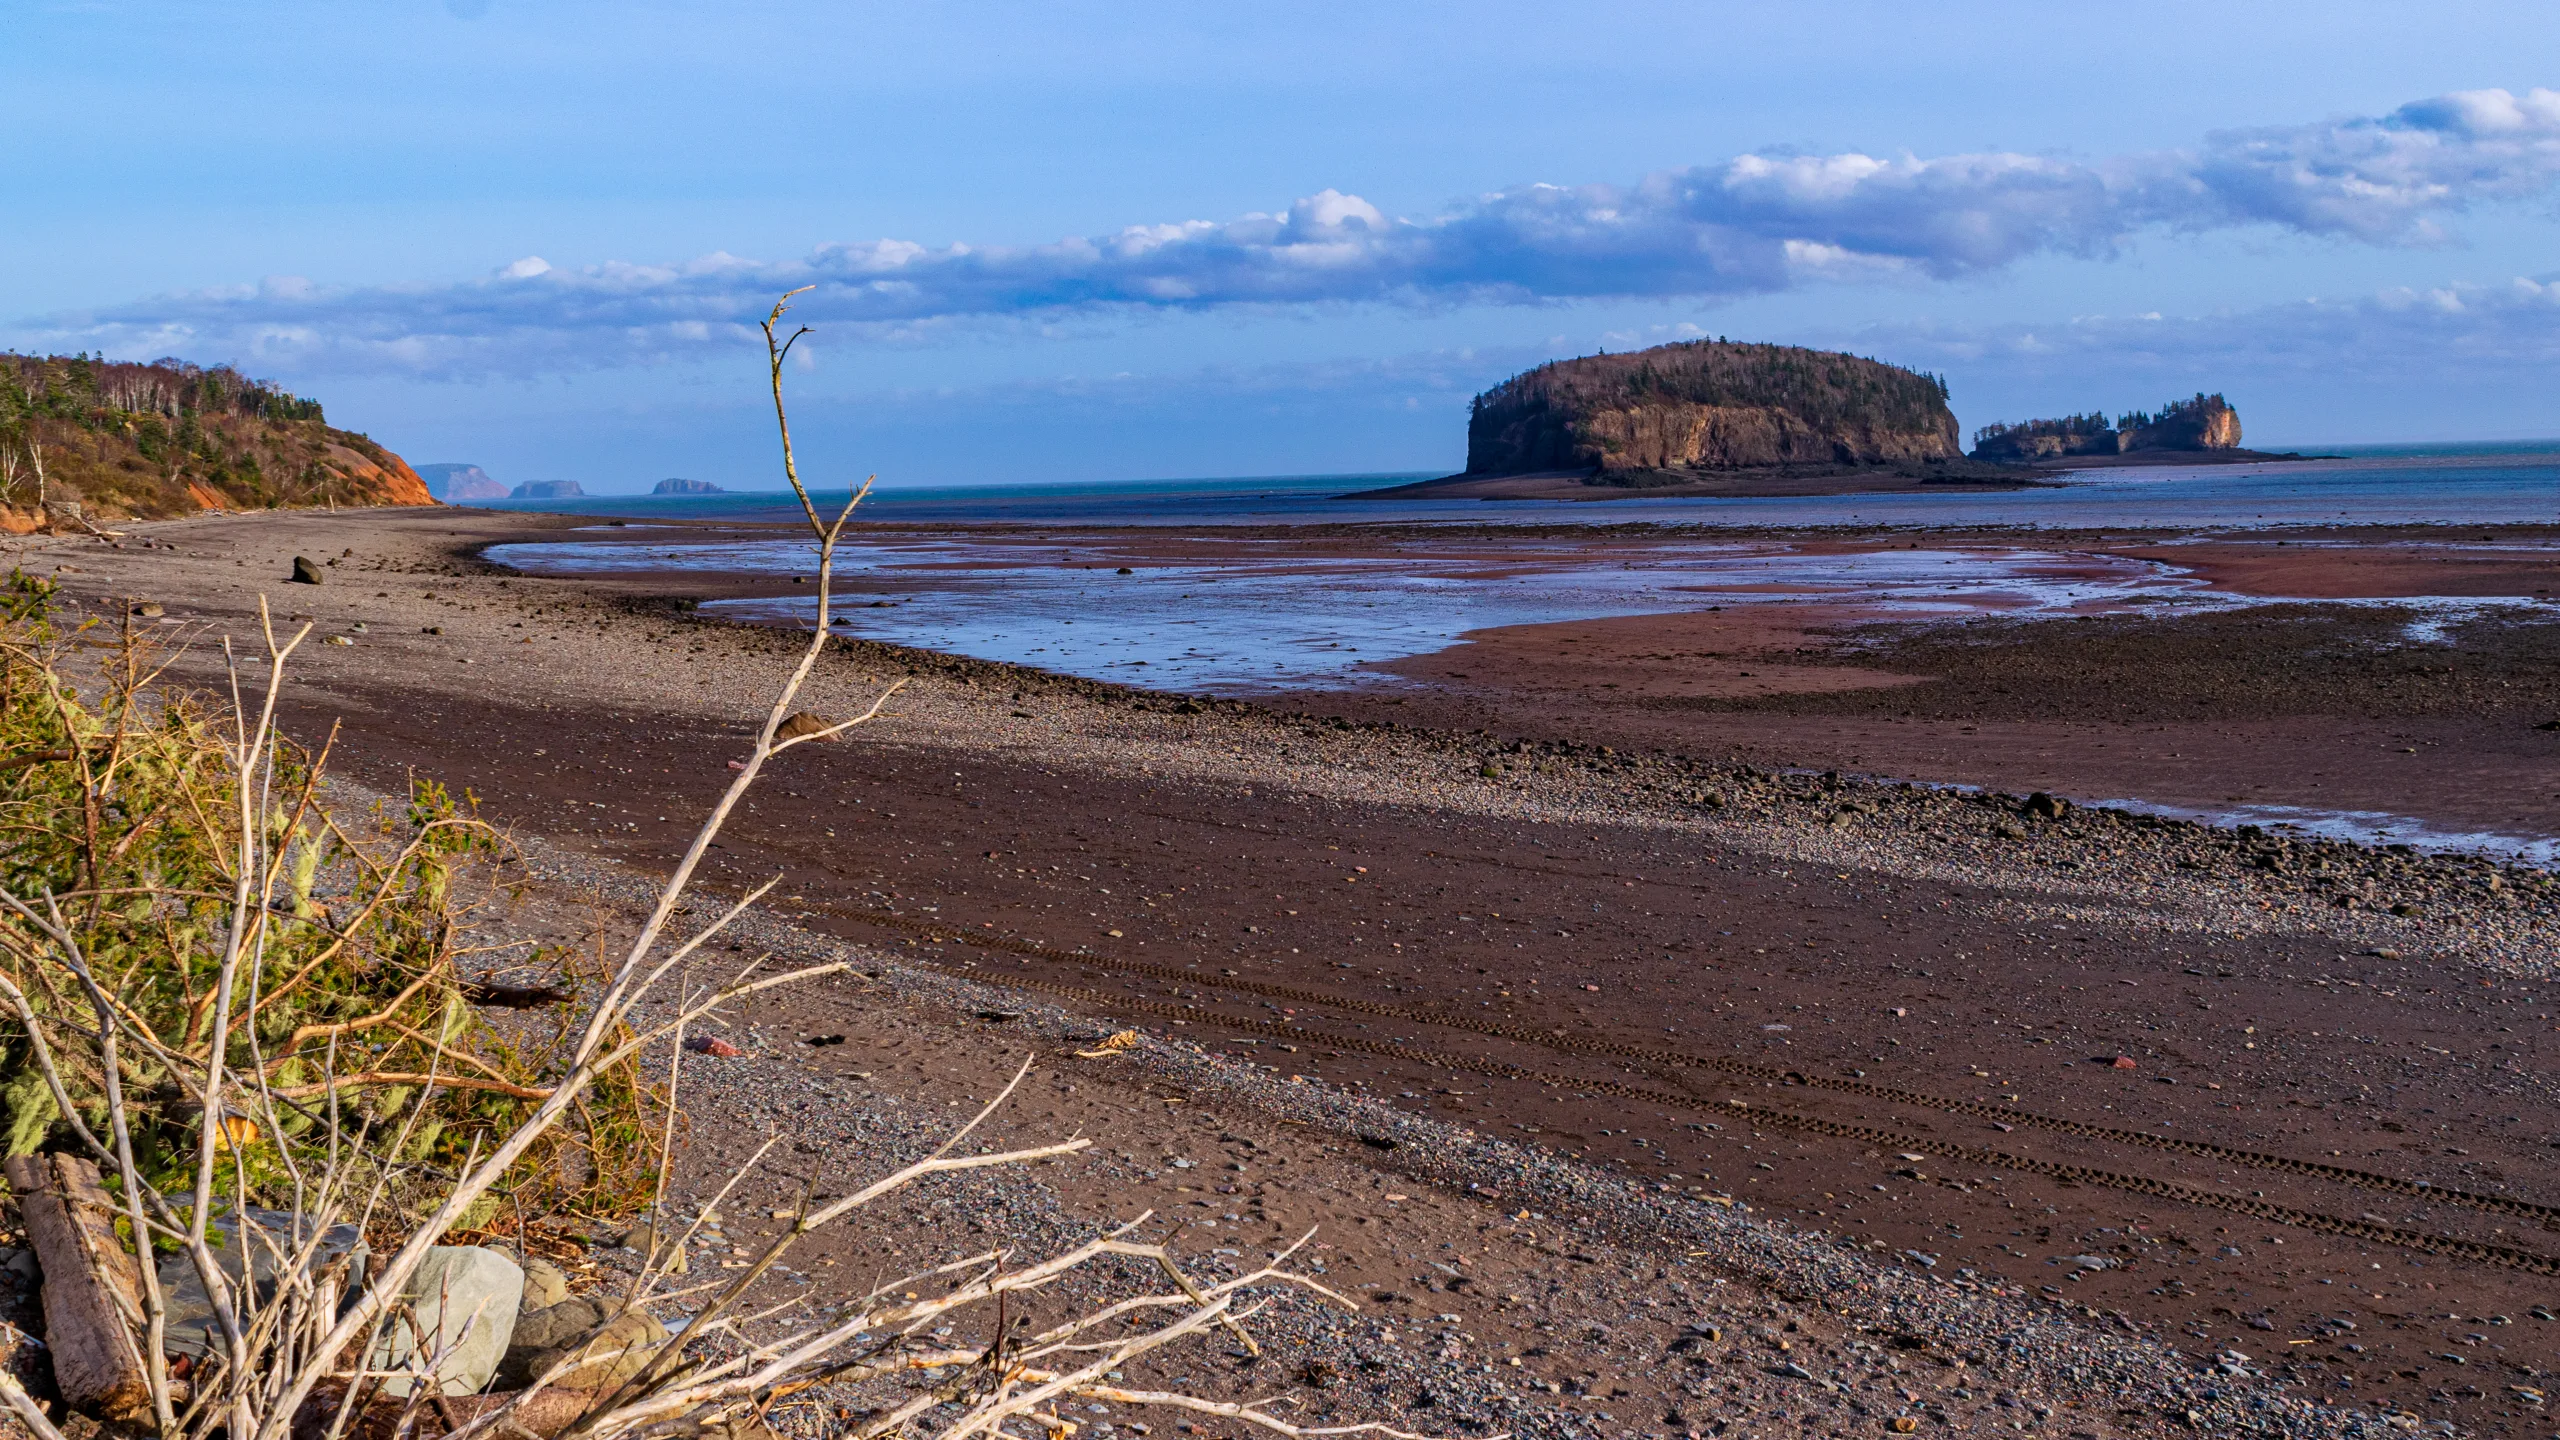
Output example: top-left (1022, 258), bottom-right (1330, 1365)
top-left (0, 572), bottom-right (663, 1226)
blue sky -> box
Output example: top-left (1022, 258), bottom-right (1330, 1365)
top-left (10, 1), bottom-right (2560, 491)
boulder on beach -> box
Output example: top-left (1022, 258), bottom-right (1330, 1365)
top-left (156, 1208), bottom-right (366, 1361)
top-left (290, 556), bottom-right (324, 584)
top-left (366, 1245), bottom-right (524, 1396)
top-left (519, 1255), bottom-right (570, 1312)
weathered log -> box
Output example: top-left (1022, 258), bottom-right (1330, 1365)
top-left (2, 1155), bottom-right (148, 1420)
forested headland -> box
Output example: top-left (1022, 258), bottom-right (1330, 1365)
top-left (0, 352), bottom-right (429, 528)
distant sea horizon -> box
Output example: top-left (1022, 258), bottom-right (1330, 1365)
top-left (459, 439), bottom-right (2560, 530)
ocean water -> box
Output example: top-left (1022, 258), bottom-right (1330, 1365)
top-left (467, 441), bottom-right (2560, 530)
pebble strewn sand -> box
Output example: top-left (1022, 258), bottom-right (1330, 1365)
top-left (461, 815), bottom-right (2407, 1440)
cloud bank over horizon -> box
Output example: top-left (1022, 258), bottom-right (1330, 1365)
top-left (438, 272), bottom-right (2560, 488)
top-left (26, 86), bottom-right (2560, 379)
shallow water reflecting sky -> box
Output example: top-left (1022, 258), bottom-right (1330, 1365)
top-left (493, 538), bottom-right (2238, 691)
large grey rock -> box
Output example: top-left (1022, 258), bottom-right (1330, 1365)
top-left (157, 1209), bottom-right (366, 1361)
top-left (367, 1246), bottom-right (523, 1396)
top-left (289, 556), bottom-right (324, 585)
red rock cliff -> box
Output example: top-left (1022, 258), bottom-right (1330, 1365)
top-left (1466, 341), bottom-right (1963, 479)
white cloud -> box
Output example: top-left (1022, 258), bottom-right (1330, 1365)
top-left (23, 87), bottom-right (2560, 378)
top-left (1856, 273), bottom-right (2560, 393)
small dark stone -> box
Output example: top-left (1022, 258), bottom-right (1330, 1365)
top-left (290, 556), bottom-right (324, 584)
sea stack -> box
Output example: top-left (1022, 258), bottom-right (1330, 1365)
top-left (1462, 340), bottom-right (1964, 484)
top-left (1971, 393), bottom-right (2241, 462)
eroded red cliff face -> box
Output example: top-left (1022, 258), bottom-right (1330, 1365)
top-left (1571, 403), bottom-right (1962, 472)
top-left (322, 442), bottom-right (435, 506)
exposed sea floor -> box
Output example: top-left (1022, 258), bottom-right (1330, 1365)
top-left (489, 531), bottom-right (2545, 698)
top-left (491, 529), bottom-right (2560, 864)
top-left (489, 536), bottom-right (2243, 691)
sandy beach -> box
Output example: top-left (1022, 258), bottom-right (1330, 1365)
top-left (11, 506), bottom-right (2559, 1438)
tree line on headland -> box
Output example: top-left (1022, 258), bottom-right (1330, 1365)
top-left (0, 351), bottom-right (429, 527)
